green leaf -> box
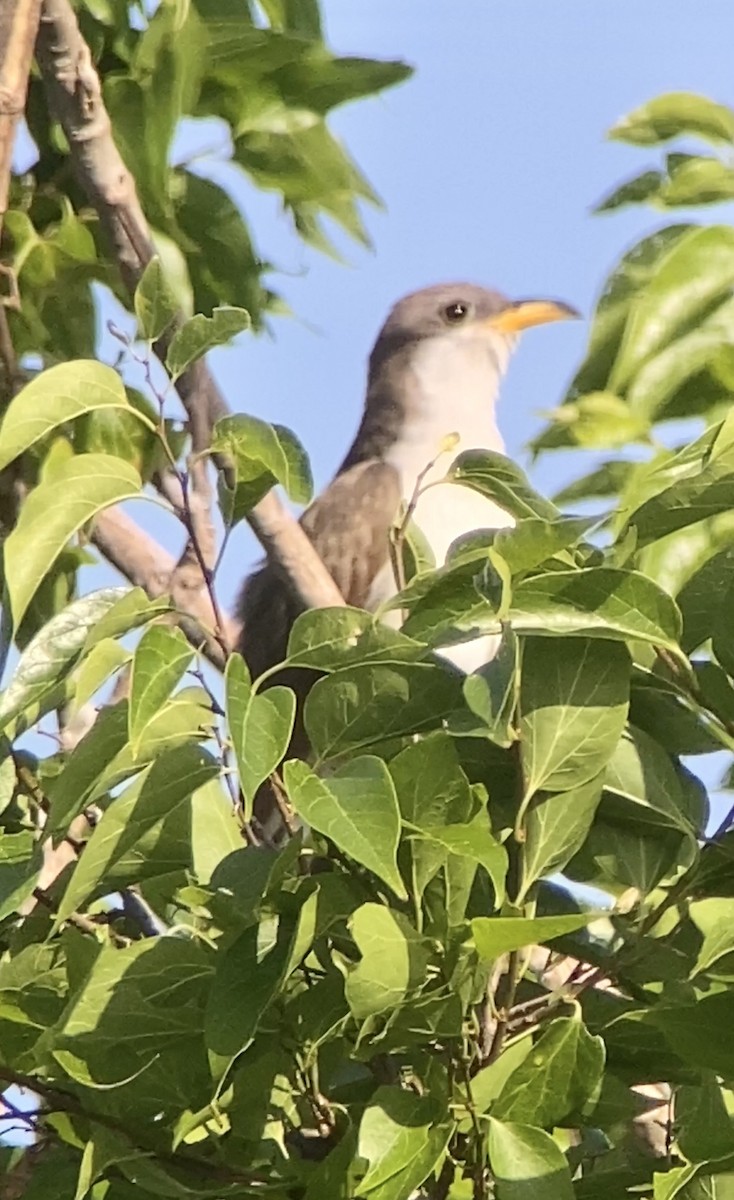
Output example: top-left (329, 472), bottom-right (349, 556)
top-left (448, 449), bottom-right (560, 522)
top-left (458, 627), bottom-right (518, 747)
top-left (225, 654), bottom-right (296, 820)
top-left (134, 256), bottom-right (178, 341)
top-left (410, 816), bottom-right (508, 907)
top-left (519, 638), bottom-right (630, 799)
top-left (508, 567), bottom-right (683, 652)
top-left (609, 92), bottom-right (734, 146)
top-left (165, 306), bottom-right (250, 379)
top-left (662, 154), bottom-right (734, 206)
top-left (689, 899), bottom-right (734, 977)
top-left (284, 758), bottom-right (406, 899)
top-left (56, 745), bottom-right (218, 923)
top-left (459, 1037), bottom-right (534, 1128)
top-left (0, 588), bottom-right (127, 735)
top-left (677, 1077), bottom-right (734, 1162)
top-left (344, 903), bottom-right (429, 1019)
top-left (212, 412), bottom-right (313, 519)
top-left (519, 774), bottom-right (604, 900)
top-left (285, 606), bottom-right (426, 671)
top-left (4, 454), bottom-right (142, 630)
top-left (603, 725), bottom-right (701, 834)
top-left (0, 361), bottom-right (148, 472)
top-left (357, 1086), bottom-right (452, 1200)
top-left (82, 588), bottom-right (172, 651)
top-left (492, 516), bottom-right (595, 575)
top-left (679, 546), bottom-right (734, 653)
top-left (472, 912), bottom-right (596, 961)
top-left (609, 226), bottom-right (734, 392)
top-left (304, 662), bottom-right (463, 762)
top-left (46, 704), bottom-right (130, 837)
top-left (493, 1015), bottom-right (605, 1126)
top-left (624, 443), bottom-right (734, 547)
top-left (205, 915), bottom-right (296, 1057)
top-left (129, 625), bottom-right (193, 750)
top-left (650, 992), bottom-right (734, 1077)
top-left (625, 293), bottom-right (734, 422)
top-left (594, 169), bottom-right (666, 213)
top-left (488, 1118), bottom-right (574, 1199)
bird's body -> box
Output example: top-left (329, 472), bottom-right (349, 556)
top-left (238, 283), bottom-right (576, 683)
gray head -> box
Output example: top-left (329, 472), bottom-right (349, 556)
top-left (340, 282), bottom-right (578, 470)
top-left (369, 282), bottom-right (578, 375)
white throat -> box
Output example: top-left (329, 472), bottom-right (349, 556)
top-left (368, 330), bottom-right (517, 671)
top-left (383, 331), bottom-right (515, 561)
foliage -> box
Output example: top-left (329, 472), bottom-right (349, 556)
top-left (4, 14), bottom-right (734, 1195)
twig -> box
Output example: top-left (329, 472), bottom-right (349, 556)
top-left (484, 950), bottom-right (519, 1066)
top-left (388, 439), bottom-right (457, 598)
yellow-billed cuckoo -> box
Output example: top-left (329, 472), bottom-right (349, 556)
top-left (238, 283), bottom-right (577, 681)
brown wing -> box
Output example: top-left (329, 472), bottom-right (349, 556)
top-left (236, 459), bottom-right (401, 680)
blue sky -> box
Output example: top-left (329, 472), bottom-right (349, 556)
top-left (199, 0), bottom-right (734, 605)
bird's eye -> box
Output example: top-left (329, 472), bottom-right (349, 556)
top-left (443, 301), bottom-right (470, 323)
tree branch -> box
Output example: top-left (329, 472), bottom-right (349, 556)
top-left (34, 0), bottom-right (346, 620)
top-left (0, 0), bottom-right (42, 242)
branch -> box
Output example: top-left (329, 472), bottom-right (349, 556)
top-left (34, 0), bottom-right (346, 620)
top-left (0, 0), bottom-right (42, 242)
top-left (92, 506), bottom-right (236, 664)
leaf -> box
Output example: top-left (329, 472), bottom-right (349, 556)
top-left (128, 625), bottom-right (193, 750)
top-left (356, 1086), bottom-right (452, 1199)
top-left (662, 154), bottom-right (734, 207)
top-left (594, 169), bottom-right (666, 213)
top-left (493, 1015), bottom-right (605, 1126)
top-left (56, 745), bottom-right (218, 923)
top-left (492, 516), bottom-right (596, 575)
top-left (205, 915), bottom-right (296, 1056)
top-left (0, 588), bottom-right (127, 734)
top-left (624, 444), bottom-right (734, 547)
top-left (0, 361), bottom-right (147, 472)
top-left (284, 758), bottom-right (406, 899)
top-left (650, 992), bottom-right (734, 1077)
top-left (134, 257), bottom-right (178, 341)
top-left (457, 1038), bottom-right (534, 1130)
top-left (603, 725), bottom-right (701, 833)
top-left (625, 293), bottom-right (734, 422)
top-left (518, 638), bottom-right (630, 800)
top-left (304, 662), bottom-right (464, 762)
top-left (285, 607), bottom-right (426, 671)
top-left (46, 704), bottom-right (130, 837)
top-left (448, 449), bottom-right (560, 522)
top-left (508, 567), bottom-right (683, 653)
top-left (677, 1077), bottom-right (734, 1163)
top-left (225, 654), bottom-right (295, 820)
top-left (458, 626), bottom-right (518, 747)
top-left (472, 912), bottom-right (597, 961)
top-left (4, 454), bottom-right (142, 630)
top-left (344, 903), bottom-right (429, 1019)
top-left (212, 412), bottom-right (312, 519)
top-left (519, 774), bottom-right (604, 900)
top-left (609, 92), bottom-right (734, 146)
top-left (82, 588), bottom-right (172, 651)
top-left (410, 816), bottom-right (508, 907)
top-left (609, 226), bottom-right (734, 392)
top-left (488, 1119), bottom-right (574, 1199)
top-left (165, 306), bottom-right (250, 379)
top-left (689, 899), bottom-right (734, 977)
top-left (679, 546), bottom-right (734, 652)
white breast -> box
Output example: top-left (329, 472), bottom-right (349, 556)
top-left (366, 331), bottom-right (515, 671)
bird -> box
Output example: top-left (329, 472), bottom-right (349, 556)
top-left (238, 282), bottom-right (578, 683)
